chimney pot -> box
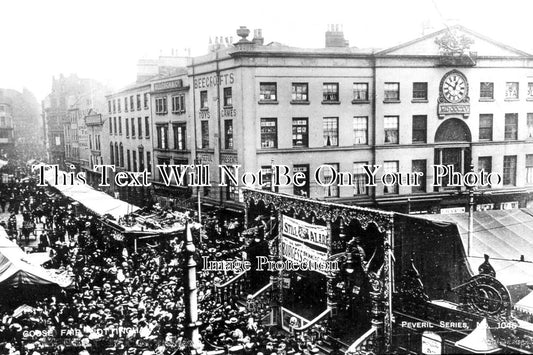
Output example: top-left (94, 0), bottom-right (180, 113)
top-left (252, 28), bottom-right (264, 45)
top-left (325, 24), bottom-right (348, 48)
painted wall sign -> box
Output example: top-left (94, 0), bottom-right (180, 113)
top-left (221, 108), bottom-right (237, 117)
top-left (199, 111), bottom-right (210, 119)
top-left (194, 73), bottom-right (234, 89)
top-left (154, 80), bottom-right (183, 91)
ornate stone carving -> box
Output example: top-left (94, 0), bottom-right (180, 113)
top-left (435, 30), bottom-right (474, 56)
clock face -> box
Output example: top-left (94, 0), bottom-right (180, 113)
top-left (442, 73), bottom-right (467, 103)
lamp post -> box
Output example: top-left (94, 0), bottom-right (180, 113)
top-left (194, 158), bottom-right (202, 224)
top-left (467, 163), bottom-right (475, 257)
top-left (270, 158), bottom-right (275, 192)
top-left (181, 222), bottom-right (203, 354)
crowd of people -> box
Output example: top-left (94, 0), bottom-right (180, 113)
top-left (0, 165), bottom-right (330, 355)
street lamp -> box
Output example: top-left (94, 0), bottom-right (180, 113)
top-left (467, 163), bottom-right (475, 257)
top-left (194, 158), bottom-right (202, 224)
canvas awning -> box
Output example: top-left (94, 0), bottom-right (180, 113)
top-left (42, 168), bottom-right (139, 220)
top-left (0, 228), bottom-right (72, 288)
top-left (515, 291), bottom-right (533, 315)
top-left (419, 209), bottom-right (533, 286)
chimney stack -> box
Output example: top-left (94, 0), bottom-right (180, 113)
top-left (252, 29), bottom-right (264, 45)
top-left (325, 23), bottom-right (349, 48)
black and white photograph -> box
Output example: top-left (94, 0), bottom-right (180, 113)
top-left (1, 0), bottom-right (533, 353)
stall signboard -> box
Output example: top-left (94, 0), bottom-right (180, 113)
top-left (280, 215), bottom-right (328, 274)
top-left (281, 215), bottom-right (328, 248)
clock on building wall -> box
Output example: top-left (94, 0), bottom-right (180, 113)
top-left (437, 70), bottom-right (470, 118)
top-left (442, 71), bottom-right (467, 103)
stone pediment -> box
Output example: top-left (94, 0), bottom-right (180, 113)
top-left (377, 25), bottom-right (531, 58)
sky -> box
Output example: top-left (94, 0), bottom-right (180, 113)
top-left (2, 0), bottom-right (533, 102)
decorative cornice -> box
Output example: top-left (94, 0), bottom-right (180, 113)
top-left (243, 188), bottom-right (393, 232)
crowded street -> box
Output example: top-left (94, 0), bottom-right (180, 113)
top-left (0, 163), bottom-right (333, 355)
top-left (6, 4), bottom-right (533, 353)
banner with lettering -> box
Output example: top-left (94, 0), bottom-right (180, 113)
top-left (280, 237), bottom-right (328, 264)
top-left (281, 215), bottom-right (328, 249)
top-left (280, 215), bottom-right (328, 274)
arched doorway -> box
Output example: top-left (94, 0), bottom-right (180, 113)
top-left (434, 118), bottom-right (472, 189)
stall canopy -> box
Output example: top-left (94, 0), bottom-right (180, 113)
top-left (42, 168), bottom-right (139, 220)
top-left (419, 208), bottom-right (533, 287)
top-left (41, 167), bottom-right (197, 236)
top-left (515, 291), bottom-right (533, 315)
top-left (0, 228), bottom-right (72, 288)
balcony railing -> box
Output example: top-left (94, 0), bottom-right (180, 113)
top-left (248, 281), bottom-right (274, 325)
top-left (214, 270), bottom-right (247, 304)
top-left (293, 307), bottom-right (331, 332)
top-left (345, 326), bottom-right (378, 354)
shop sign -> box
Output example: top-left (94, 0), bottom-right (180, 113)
top-left (154, 80), bottom-right (183, 91)
top-left (197, 153), bottom-right (213, 163)
top-left (193, 73), bottom-right (234, 89)
top-left (500, 201), bottom-right (518, 210)
top-left (221, 153), bottom-right (238, 164)
top-left (440, 207), bottom-right (465, 214)
top-left (476, 203), bottom-right (494, 211)
top-left (438, 103), bottom-right (470, 117)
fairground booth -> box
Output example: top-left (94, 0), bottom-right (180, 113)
top-left (237, 188), bottom-right (394, 354)
top-left (210, 188), bottom-right (533, 354)
top-left (42, 168), bottom-right (200, 252)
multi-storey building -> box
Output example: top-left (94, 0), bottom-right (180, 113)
top-left (0, 88), bottom-right (41, 160)
top-left (43, 74), bottom-right (103, 167)
top-left (84, 110), bottom-right (104, 187)
top-left (105, 81), bottom-right (153, 206)
top-left (186, 25), bottom-right (533, 214)
top-left (149, 71), bottom-right (193, 206)
top-left (102, 55), bottom-right (189, 206)
top-left (0, 101), bottom-right (15, 157)
top-left (63, 83), bottom-right (107, 175)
